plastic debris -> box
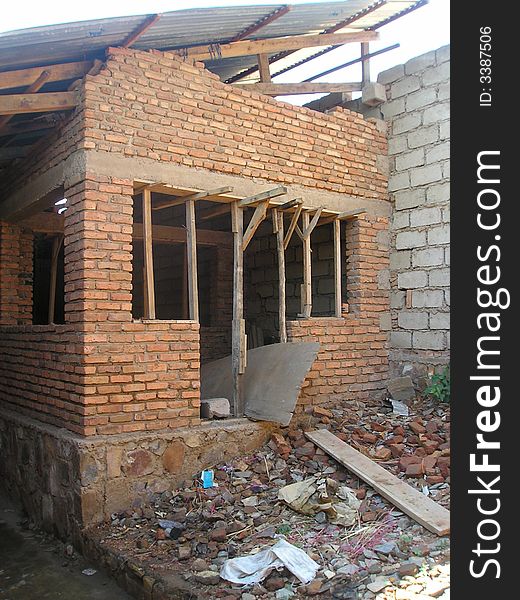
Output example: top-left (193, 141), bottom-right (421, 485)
top-left (390, 398), bottom-right (409, 416)
top-left (81, 568), bottom-right (97, 576)
top-left (278, 478), bottom-right (360, 526)
top-left (220, 538), bottom-right (319, 586)
top-left (201, 469), bottom-right (215, 488)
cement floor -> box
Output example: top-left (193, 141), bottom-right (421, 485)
top-left (0, 495), bottom-right (130, 600)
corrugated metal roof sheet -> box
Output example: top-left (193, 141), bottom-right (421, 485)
top-left (0, 1), bottom-right (424, 77)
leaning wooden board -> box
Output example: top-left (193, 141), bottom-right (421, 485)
top-left (306, 429), bottom-right (450, 536)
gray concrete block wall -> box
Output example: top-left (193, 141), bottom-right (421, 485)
top-left (380, 46), bottom-right (450, 381)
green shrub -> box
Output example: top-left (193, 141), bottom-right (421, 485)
top-left (424, 366), bottom-right (450, 402)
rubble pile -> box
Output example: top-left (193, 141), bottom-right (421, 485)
top-left (95, 397), bottom-right (450, 599)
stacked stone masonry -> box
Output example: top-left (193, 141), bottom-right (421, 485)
top-left (379, 46), bottom-right (450, 379)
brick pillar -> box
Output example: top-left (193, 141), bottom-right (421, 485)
top-left (0, 221), bottom-right (33, 325)
top-left (345, 215), bottom-right (390, 317)
top-left (63, 174), bottom-right (134, 324)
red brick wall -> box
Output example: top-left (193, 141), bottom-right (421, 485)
top-left (82, 47), bottom-right (387, 199)
top-left (0, 48), bottom-right (390, 435)
top-left (288, 216), bottom-right (390, 408)
top-left (0, 222), bottom-right (33, 325)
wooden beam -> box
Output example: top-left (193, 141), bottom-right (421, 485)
top-left (185, 198), bottom-right (199, 321)
top-left (317, 208), bottom-right (367, 227)
top-left (361, 42), bottom-right (371, 84)
top-left (302, 211), bottom-right (312, 318)
top-left (179, 30), bottom-right (378, 61)
top-left (273, 209), bottom-right (287, 343)
top-left (48, 234), bottom-right (63, 324)
top-left (306, 429), bottom-right (451, 536)
top-left (0, 118), bottom-right (57, 138)
top-left (133, 223), bottom-right (232, 247)
top-left (0, 61), bottom-right (91, 91)
top-left (231, 202), bottom-right (245, 416)
top-left (142, 189), bottom-right (156, 319)
top-left (198, 203), bottom-right (231, 221)
top-left (257, 53), bottom-right (272, 83)
top-left (234, 82), bottom-right (362, 96)
top-left (121, 14), bottom-right (161, 48)
top-left (0, 69), bottom-right (51, 131)
top-left (302, 207), bottom-right (323, 240)
top-left (0, 92), bottom-right (77, 116)
top-left (242, 200), bottom-right (269, 251)
top-left (277, 197), bottom-right (302, 211)
top-left (153, 186), bottom-right (233, 210)
top-left (283, 203), bottom-right (303, 250)
top-left (239, 186), bottom-right (286, 207)
top-left (333, 219), bottom-right (342, 318)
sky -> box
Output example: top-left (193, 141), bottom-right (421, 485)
top-left (1, 0), bottom-right (450, 104)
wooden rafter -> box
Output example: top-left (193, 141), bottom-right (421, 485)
top-left (0, 117), bottom-right (57, 138)
top-left (0, 92), bottom-right (77, 116)
top-left (0, 61), bottom-right (91, 91)
top-left (234, 82), bottom-right (362, 96)
top-left (177, 30), bottom-right (378, 62)
top-left (121, 14), bottom-right (161, 48)
top-left (231, 5), bottom-right (290, 41)
top-left (225, 1), bottom-right (385, 84)
top-left (317, 208), bottom-right (367, 227)
top-left (0, 69), bottom-right (51, 132)
top-left (239, 186), bottom-right (286, 207)
top-left (152, 186), bottom-right (233, 210)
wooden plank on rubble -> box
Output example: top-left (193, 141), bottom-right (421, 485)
top-left (306, 429), bottom-right (451, 536)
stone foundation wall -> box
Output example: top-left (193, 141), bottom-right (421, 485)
top-left (0, 409), bottom-right (272, 542)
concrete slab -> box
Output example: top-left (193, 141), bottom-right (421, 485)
top-left (201, 342), bottom-right (320, 426)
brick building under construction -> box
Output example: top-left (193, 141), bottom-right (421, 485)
top-left (0, 1), bottom-right (443, 542)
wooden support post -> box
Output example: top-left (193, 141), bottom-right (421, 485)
top-left (142, 189), bottom-right (156, 319)
top-left (186, 198), bottom-right (199, 321)
top-left (273, 209), bottom-right (287, 343)
top-left (257, 53), bottom-right (272, 82)
top-left (231, 202), bottom-right (245, 416)
top-left (333, 219), bottom-right (342, 318)
top-left (302, 211), bottom-right (312, 318)
top-left (182, 244), bottom-right (189, 319)
top-left (48, 234), bottom-right (63, 324)
top-left (361, 42), bottom-right (370, 84)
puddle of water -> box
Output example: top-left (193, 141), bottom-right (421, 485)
top-left (0, 501), bottom-right (130, 600)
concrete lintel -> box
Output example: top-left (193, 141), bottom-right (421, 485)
top-left (84, 150), bottom-right (391, 218)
